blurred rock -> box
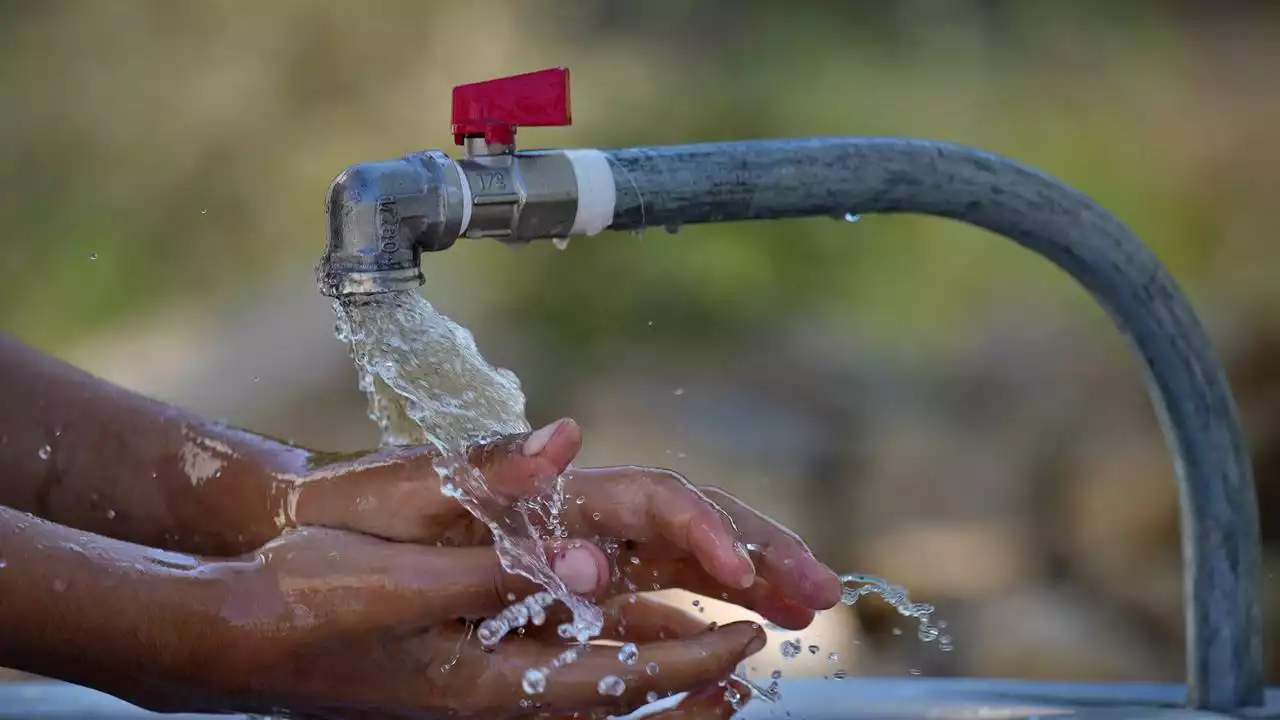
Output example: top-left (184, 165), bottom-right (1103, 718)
top-left (859, 520), bottom-right (1037, 599)
top-left (960, 585), bottom-right (1176, 682)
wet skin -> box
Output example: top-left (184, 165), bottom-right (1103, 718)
top-left (0, 334), bottom-right (841, 717)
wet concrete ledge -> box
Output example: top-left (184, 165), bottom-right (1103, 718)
top-left (2, 678), bottom-right (1278, 719)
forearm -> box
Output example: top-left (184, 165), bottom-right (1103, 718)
top-left (0, 334), bottom-right (311, 555)
top-left (0, 505), bottom-right (240, 710)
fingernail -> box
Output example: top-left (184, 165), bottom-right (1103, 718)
top-left (553, 546), bottom-right (600, 595)
top-left (523, 419), bottom-right (563, 457)
top-left (745, 633), bottom-right (767, 656)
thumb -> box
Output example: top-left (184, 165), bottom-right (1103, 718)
top-left (469, 418), bottom-right (582, 500)
top-left (289, 419), bottom-right (582, 543)
top-left (340, 538), bottom-right (612, 631)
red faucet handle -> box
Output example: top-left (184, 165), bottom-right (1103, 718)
top-left (451, 67), bottom-right (572, 146)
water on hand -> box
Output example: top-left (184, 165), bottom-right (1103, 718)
top-left (333, 291), bottom-right (604, 646)
top-left (332, 291), bottom-right (950, 704)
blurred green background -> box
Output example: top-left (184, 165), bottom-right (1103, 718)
top-left (3, 0), bottom-right (1279, 686)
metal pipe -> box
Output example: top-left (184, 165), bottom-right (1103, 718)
top-left (601, 137), bottom-right (1263, 711)
top-left (313, 135), bottom-right (1264, 711)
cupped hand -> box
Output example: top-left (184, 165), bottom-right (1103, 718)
top-left (290, 418), bottom-right (842, 630)
top-left (204, 526), bottom-right (765, 719)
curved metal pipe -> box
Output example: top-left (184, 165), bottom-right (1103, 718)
top-left (603, 137), bottom-right (1263, 712)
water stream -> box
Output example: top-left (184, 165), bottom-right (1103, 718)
top-left (331, 289), bottom-right (949, 705)
top-left (333, 291), bottom-right (605, 644)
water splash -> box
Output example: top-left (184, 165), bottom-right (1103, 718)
top-left (840, 572), bottom-right (951, 649)
top-left (332, 292), bottom-right (603, 649)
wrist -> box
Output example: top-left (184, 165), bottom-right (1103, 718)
top-left (169, 423), bottom-right (315, 556)
top-left (0, 508), bottom-right (245, 712)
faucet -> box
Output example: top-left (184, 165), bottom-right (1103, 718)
top-left (316, 68), bottom-right (1264, 713)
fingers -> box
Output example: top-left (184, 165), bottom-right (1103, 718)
top-left (276, 530), bottom-right (610, 633)
top-left (523, 594), bottom-right (711, 644)
top-left (649, 677), bottom-right (753, 719)
top-left (289, 419), bottom-right (582, 543)
top-left (599, 596), bottom-right (712, 644)
top-left (700, 486), bottom-right (843, 609)
top-left (618, 554), bottom-right (816, 630)
top-left (563, 467), bottom-right (757, 590)
top-left (424, 539), bottom-right (610, 619)
top-left (497, 621), bottom-right (767, 717)
top-left (467, 418), bottom-right (582, 499)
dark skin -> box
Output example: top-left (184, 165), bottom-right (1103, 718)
top-left (0, 334), bottom-right (842, 717)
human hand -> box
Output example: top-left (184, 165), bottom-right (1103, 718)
top-left (291, 418), bottom-right (843, 630)
top-left (196, 526), bottom-right (765, 719)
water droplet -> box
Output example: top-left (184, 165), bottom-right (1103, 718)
top-left (522, 668), bottom-right (547, 694)
top-left (833, 669), bottom-right (848, 680)
top-left (575, 495), bottom-right (585, 504)
top-left (827, 652), bottom-right (839, 663)
top-left (551, 237), bottom-right (570, 250)
top-left (557, 623), bottom-right (575, 639)
top-left (252, 376), bottom-right (260, 383)
top-left (645, 690), bottom-right (659, 703)
top-left (105, 509), bottom-right (116, 520)
top-left (780, 639), bottom-right (802, 659)
top-left (89, 252), bottom-right (98, 260)
top-left (52, 578), bottom-right (67, 592)
top-left (808, 644), bottom-right (819, 655)
top-left (646, 661), bottom-right (660, 676)
top-left (592, 512), bottom-right (601, 520)
top-left (617, 643), bottom-right (639, 665)
top-left (0, 559), bottom-right (6, 569)
top-left (526, 598), bottom-right (547, 626)
top-left (891, 627), bottom-right (903, 636)
top-left (672, 387), bottom-right (684, 396)
top-left (477, 618), bottom-right (507, 645)
top-left (691, 599), bottom-right (700, 608)
top-left (628, 556), bottom-right (640, 565)
top-left (201, 208), bottom-right (208, 215)
top-left (723, 685), bottom-right (741, 705)
top-left (597, 675), bottom-right (625, 696)
top-left (843, 212), bottom-right (862, 223)
top-left (37, 445), bottom-right (51, 460)
top-left (647, 320), bottom-right (654, 327)
top-left (909, 668), bottom-right (922, 676)
top-left (771, 669), bottom-right (783, 679)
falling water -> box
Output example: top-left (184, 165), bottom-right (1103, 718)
top-left (332, 290), bottom-right (950, 708)
top-left (332, 291), bottom-right (604, 644)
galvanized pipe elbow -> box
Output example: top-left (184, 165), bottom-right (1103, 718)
top-left (316, 151), bottom-right (470, 297)
top-left (316, 146), bottom-right (614, 298)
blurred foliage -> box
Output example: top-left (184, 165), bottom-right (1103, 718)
top-left (1, 0), bottom-right (1277, 364)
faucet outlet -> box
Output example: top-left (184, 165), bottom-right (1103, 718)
top-left (317, 67), bottom-right (613, 298)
